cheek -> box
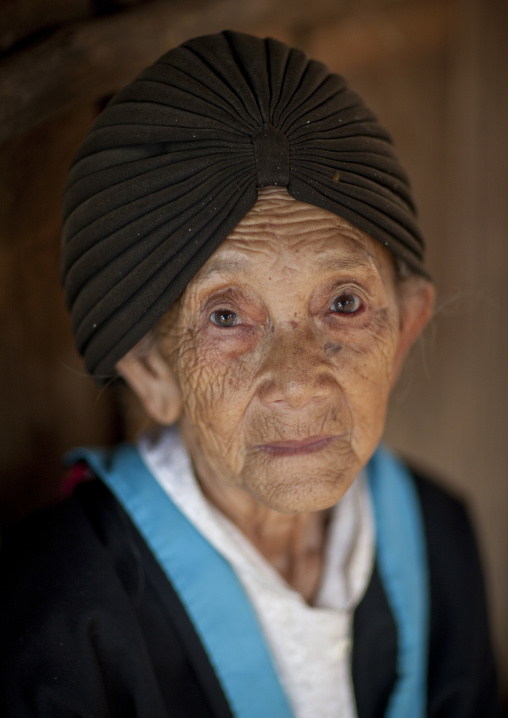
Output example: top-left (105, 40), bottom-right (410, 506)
top-left (334, 309), bottom-right (400, 446)
top-left (173, 327), bottom-right (262, 435)
top-left (176, 337), bottom-right (266, 481)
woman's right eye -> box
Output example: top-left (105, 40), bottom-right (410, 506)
top-left (209, 309), bottom-right (241, 327)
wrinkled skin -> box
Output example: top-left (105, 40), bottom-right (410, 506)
top-left (118, 188), bottom-right (433, 595)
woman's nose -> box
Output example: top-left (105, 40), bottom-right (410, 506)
top-left (256, 322), bottom-right (335, 410)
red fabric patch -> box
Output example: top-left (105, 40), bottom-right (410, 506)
top-left (61, 462), bottom-right (94, 498)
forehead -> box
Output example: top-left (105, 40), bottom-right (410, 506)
top-left (194, 188), bottom-right (393, 284)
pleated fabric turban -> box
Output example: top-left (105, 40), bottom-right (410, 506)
top-left (62, 29), bottom-right (428, 379)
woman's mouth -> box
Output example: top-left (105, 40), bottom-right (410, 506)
top-left (255, 435), bottom-right (337, 457)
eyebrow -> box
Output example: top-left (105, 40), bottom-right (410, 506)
top-left (197, 256), bottom-right (250, 279)
top-left (315, 253), bottom-right (374, 273)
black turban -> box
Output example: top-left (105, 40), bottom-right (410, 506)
top-left (62, 30), bottom-right (428, 379)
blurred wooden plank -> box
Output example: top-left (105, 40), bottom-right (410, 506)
top-left (0, 0), bottom-right (91, 54)
top-left (0, 105), bottom-right (120, 527)
top-left (382, 0), bottom-right (508, 684)
top-left (0, 0), bottom-right (451, 144)
top-left (0, 0), bottom-right (325, 143)
top-left (303, 0), bottom-right (454, 73)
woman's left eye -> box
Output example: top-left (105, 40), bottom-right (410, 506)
top-left (209, 309), bottom-right (241, 327)
top-left (330, 293), bottom-right (363, 314)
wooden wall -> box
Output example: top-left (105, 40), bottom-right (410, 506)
top-left (1, 0), bottom-right (507, 689)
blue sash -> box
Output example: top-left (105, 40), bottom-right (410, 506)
top-left (368, 447), bottom-right (429, 718)
top-left (66, 443), bottom-right (428, 718)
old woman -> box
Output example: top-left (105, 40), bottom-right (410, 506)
top-left (0, 31), bottom-right (502, 718)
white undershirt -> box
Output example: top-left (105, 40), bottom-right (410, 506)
top-left (138, 427), bottom-right (374, 718)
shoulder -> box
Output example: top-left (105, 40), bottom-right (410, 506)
top-left (409, 468), bottom-right (483, 604)
top-left (0, 481), bottom-right (146, 715)
top-left (0, 478), bottom-right (142, 615)
top-left (407, 465), bottom-right (503, 717)
top-left (409, 467), bottom-right (487, 620)
top-left (0, 478), bottom-right (232, 718)
top-left (411, 467), bottom-right (475, 548)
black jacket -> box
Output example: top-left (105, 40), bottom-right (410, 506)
top-left (0, 471), bottom-right (502, 717)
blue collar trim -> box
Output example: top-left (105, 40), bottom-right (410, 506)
top-left (367, 446), bottom-right (429, 718)
top-left (66, 443), bottom-right (294, 718)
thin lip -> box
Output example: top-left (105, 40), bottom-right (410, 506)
top-left (255, 435), bottom-right (338, 455)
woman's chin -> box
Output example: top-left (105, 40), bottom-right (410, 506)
top-left (236, 436), bottom-right (358, 511)
top-left (244, 465), bottom-right (357, 514)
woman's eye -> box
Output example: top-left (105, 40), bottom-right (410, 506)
top-left (209, 309), bottom-right (241, 327)
top-left (331, 293), bottom-right (363, 314)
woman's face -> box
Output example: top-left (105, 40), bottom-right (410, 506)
top-left (127, 189), bottom-right (431, 513)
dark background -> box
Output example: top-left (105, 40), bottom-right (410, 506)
top-left (1, 0), bottom-right (507, 690)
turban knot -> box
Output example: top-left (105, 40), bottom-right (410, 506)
top-left (253, 125), bottom-right (290, 187)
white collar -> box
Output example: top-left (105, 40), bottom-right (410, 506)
top-left (138, 425), bottom-right (374, 718)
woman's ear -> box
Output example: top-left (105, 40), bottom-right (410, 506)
top-left (391, 278), bottom-right (435, 387)
top-left (116, 343), bottom-right (183, 425)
